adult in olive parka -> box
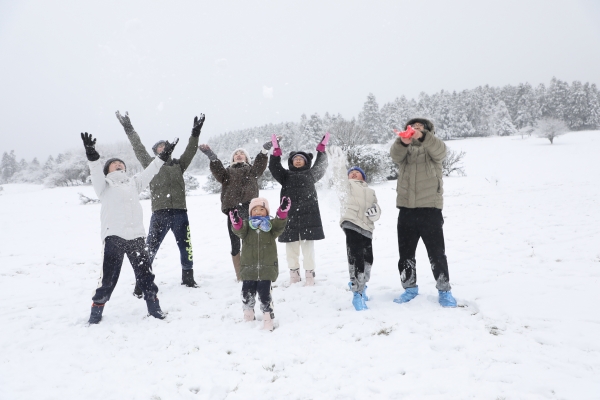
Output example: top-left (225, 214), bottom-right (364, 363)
top-left (116, 111), bottom-right (204, 295)
top-left (269, 135), bottom-right (329, 285)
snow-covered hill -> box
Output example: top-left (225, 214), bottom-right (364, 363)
top-left (1, 132), bottom-right (599, 399)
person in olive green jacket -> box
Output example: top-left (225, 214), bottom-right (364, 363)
top-left (390, 117), bottom-right (457, 308)
top-left (229, 196), bottom-right (290, 331)
top-left (116, 111), bottom-right (204, 294)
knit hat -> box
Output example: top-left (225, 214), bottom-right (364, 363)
top-left (230, 148), bottom-right (251, 164)
top-left (103, 158), bottom-right (127, 175)
top-left (249, 197), bottom-right (270, 215)
top-left (347, 166), bottom-right (366, 181)
top-left (152, 140), bottom-right (167, 155)
top-left (293, 154), bottom-right (308, 164)
top-left (287, 151), bottom-right (313, 170)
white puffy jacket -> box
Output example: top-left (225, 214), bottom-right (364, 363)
top-left (90, 157), bottom-right (163, 242)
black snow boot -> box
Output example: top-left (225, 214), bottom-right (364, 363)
top-left (181, 269), bottom-right (198, 288)
top-left (133, 283), bottom-right (143, 299)
top-left (88, 303), bottom-right (104, 324)
top-left (146, 298), bottom-right (166, 320)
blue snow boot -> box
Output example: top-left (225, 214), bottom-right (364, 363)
top-left (393, 286), bottom-right (419, 304)
top-left (438, 290), bottom-right (457, 308)
top-left (348, 282), bottom-right (369, 301)
top-left (88, 303), bottom-right (104, 324)
top-left (352, 291), bottom-right (368, 311)
top-left (146, 298), bottom-right (166, 319)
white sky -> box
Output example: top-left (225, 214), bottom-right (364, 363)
top-left (1, 0), bottom-right (599, 160)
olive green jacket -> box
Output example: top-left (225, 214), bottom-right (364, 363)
top-left (126, 131), bottom-right (199, 212)
top-left (390, 130), bottom-right (446, 209)
top-left (232, 217), bottom-right (288, 282)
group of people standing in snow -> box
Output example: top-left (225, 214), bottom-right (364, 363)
top-left (80, 112), bottom-right (457, 331)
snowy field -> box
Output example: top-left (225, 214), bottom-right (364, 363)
top-left (1, 132), bottom-right (599, 400)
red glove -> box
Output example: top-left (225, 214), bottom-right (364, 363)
top-left (316, 132), bottom-right (330, 152)
top-left (394, 125), bottom-right (415, 139)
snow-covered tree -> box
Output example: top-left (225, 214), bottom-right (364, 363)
top-left (491, 101), bottom-right (517, 136)
top-left (535, 117), bottom-right (568, 144)
top-left (329, 117), bottom-right (368, 151)
top-left (584, 83), bottom-right (600, 129)
top-left (359, 93), bottom-right (385, 143)
top-left (1, 150), bottom-right (18, 183)
top-left (566, 80), bottom-right (588, 129)
top-left (546, 77), bottom-right (569, 120)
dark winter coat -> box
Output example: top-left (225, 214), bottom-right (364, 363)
top-left (127, 131), bottom-right (199, 212)
top-left (390, 118), bottom-right (446, 209)
top-left (232, 217), bottom-right (288, 281)
top-left (209, 153), bottom-right (268, 214)
top-left (269, 151), bottom-right (328, 242)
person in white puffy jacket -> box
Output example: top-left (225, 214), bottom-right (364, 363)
top-left (329, 147), bottom-right (381, 311)
top-left (80, 132), bottom-right (178, 324)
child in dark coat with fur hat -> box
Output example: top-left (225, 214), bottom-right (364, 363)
top-left (229, 196), bottom-right (291, 331)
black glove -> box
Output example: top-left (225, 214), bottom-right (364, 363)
top-left (263, 140), bottom-right (273, 151)
top-left (157, 138), bottom-right (179, 162)
top-left (80, 132), bottom-right (100, 161)
top-left (115, 111), bottom-right (135, 135)
top-left (191, 114), bottom-right (205, 138)
top-left (198, 144), bottom-right (218, 161)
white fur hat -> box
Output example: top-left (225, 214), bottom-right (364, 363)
top-left (230, 148), bottom-right (251, 164)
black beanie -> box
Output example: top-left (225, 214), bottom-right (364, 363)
top-left (103, 158), bottom-right (127, 175)
top-left (152, 140), bottom-right (167, 155)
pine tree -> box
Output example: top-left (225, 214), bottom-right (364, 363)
top-left (491, 101), bottom-right (517, 136)
top-left (584, 83), bottom-right (600, 129)
top-left (514, 83), bottom-right (538, 129)
top-left (358, 93), bottom-right (384, 143)
top-left (546, 77), bottom-right (569, 120)
top-left (566, 80), bottom-right (588, 129)
top-left (1, 150), bottom-right (19, 182)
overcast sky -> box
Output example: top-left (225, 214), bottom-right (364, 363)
top-left (1, 0), bottom-right (599, 160)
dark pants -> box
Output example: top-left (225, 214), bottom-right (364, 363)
top-left (226, 202), bottom-right (250, 256)
top-left (344, 228), bottom-right (373, 293)
top-left (92, 236), bottom-right (159, 304)
top-left (241, 280), bottom-right (273, 314)
top-left (397, 207), bottom-right (451, 291)
top-left (147, 209), bottom-right (193, 270)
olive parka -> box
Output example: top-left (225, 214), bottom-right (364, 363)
top-left (232, 216), bottom-right (288, 281)
top-left (126, 130), bottom-right (199, 212)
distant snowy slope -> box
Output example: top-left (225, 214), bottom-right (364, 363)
top-left (0, 132), bottom-right (599, 399)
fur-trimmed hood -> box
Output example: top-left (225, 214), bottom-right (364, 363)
top-left (230, 148), bottom-right (252, 165)
top-left (405, 118), bottom-right (436, 134)
top-left (287, 151), bottom-right (313, 171)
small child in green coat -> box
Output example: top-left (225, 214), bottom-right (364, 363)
top-left (229, 196), bottom-right (291, 331)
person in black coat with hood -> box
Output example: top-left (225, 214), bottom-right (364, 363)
top-left (269, 134), bottom-right (329, 286)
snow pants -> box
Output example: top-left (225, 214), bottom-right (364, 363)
top-left (241, 280), bottom-right (273, 314)
top-left (397, 207), bottom-right (451, 291)
top-left (285, 239), bottom-right (316, 271)
top-left (227, 202), bottom-right (250, 256)
top-left (344, 229), bottom-right (373, 293)
top-left (147, 209), bottom-right (193, 270)
top-left (92, 236), bottom-right (158, 304)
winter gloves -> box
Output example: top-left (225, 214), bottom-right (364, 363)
top-left (80, 132), bottom-right (100, 162)
top-left (115, 111), bottom-right (135, 135)
top-left (316, 132), bottom-right (330, 152)
top-left (271, 134), bottom-right (282, 157)
top-left (157, 139), bottom-right (179, 162)
top-left (198, 144), bottom-right (218, 161)
top-left (229, 209), bottom-right (243, 230)
top-left (192, 114), bottom-right (205, 138)
top-left (277, 196), bottom-right (291, 220)
top-left (262, 140), bottom-right (273, 151)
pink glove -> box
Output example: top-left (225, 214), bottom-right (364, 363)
top-left (229, 209), bottom-right (243, 230)
top-left (276, 196), bottom-right (291, 219)
top-left (272, 134), bottom-right (282, 157)
top-left (316, 132), bottom-right (330, 152)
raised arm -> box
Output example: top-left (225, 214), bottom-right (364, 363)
top-left (390, 136), bottom-right (409, 165)
top-left (116, 111), bottom-right (153, 168)
top-left (179, 114), bottom-right (204, 172)
top-left (310, 151), bottom-right (328, 183)
top-left (80, 132), bottom-right (106, 197)
top-left (199, 144), bottom-right (228, 183)
top-left (134, 138), bottom-right (178, 192)
top-left (268, 155), bottom-right (287, 184)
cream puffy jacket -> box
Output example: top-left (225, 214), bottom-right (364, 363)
top-left (331, 150), bottom-right (381, 233)
top-left (89, 157), bottom-right (163, 242)
top-left (390, 130), bottom-right (446, 209)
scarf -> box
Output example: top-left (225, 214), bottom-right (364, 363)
top-left (249, 216), bottom-right (272, 232)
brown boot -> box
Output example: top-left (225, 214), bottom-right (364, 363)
top-left (232, 253), bottom-right (242, 282)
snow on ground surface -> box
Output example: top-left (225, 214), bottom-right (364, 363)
top-left (1, 132), bottom-right (600, 400)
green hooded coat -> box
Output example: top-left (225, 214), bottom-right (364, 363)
top-left (232, 216), bottom-right (287, 282)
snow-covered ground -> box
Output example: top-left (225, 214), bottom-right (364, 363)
top-left (1, 132), bottom-right (599, 400)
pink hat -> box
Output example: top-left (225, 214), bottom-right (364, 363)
top-left (249, 197), bottom-right (270, 215)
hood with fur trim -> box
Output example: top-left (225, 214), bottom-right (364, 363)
top-left (230, 148), bottom-right (252, 165)
top-left (287, 151), bottom-right (313, 171)
top-left (404, 118), bottom-right (435, 134)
